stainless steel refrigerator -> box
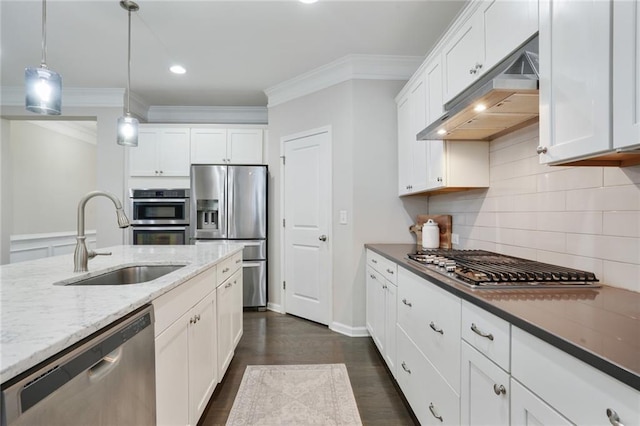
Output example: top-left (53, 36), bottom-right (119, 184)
top-left (190, 164), bottom-right (267, 307)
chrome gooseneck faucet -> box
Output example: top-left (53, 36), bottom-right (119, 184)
top-left (74, 190), bottom-right (130, 272)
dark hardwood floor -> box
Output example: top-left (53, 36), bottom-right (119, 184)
top-left (198, 311), bottom-right (418, 426)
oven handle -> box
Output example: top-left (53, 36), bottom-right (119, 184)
top-left (130, 226), bottom-right (188, 231)
top-left (131, 198), bottom-right (189, 203)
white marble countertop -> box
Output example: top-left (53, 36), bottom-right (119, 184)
top-left (0, 243), bottom-right (243, 383)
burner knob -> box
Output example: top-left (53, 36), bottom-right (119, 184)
top-left (444, 261), bottom-right (456, 272)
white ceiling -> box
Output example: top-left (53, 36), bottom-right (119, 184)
top-left (1, 0), bottom-right (467, 108)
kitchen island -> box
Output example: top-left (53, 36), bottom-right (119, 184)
top-left (0, 243), bottom-right (242, 384)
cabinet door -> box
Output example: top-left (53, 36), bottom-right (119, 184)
top-left (461, 341), bottom-right (510, 426)
top-left (408, 77), bottom-right (429, 193)
top-left (442, 13), bottom-right (483, 102)
top-left (384, 282), bottom-right (397, 377)
top-left (188, 290), bottom-right (217, 426)
top-left (190, 128), bottom-right (228, 164)
top-left (397, 95), bottom-right (412, 195)
top-left (511, 379), bottom-right (572, 426)
top-left (538, 0), bottom-right (611, 164)
top-left (130, 128), bottom-right (160, 176)
top-left (424, 56), bottom-right (446, 188)
top-left (613, 0), bottom-right (640, 149)
top-left (481, 0), bottom-right (538, 70)
top-left (158, 128), bottom-right (191, 176)
top-left (230, 269), bottom-right (243, 347)
top-left (228, 129), bottom-right (263, 164)
top-left (216, 279), bottom-right (234, 379)
top-left (155, 311), bottom-right (190, 426)
top-left (365, 266), bottom-right (386, 355)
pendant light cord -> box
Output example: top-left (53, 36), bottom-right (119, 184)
top-left (126, 7), bottom-right (132, 114)
top-left (40, 0), bottom-right (47, 68)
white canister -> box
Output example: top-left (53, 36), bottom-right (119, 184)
top-left (422, 219), bottom-right (440, 250)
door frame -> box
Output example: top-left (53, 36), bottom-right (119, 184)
top-left (279, 125), bottom-right (333, 322)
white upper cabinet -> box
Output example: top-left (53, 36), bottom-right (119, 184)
top-left (442, 13), bottom-right (484, 103)
top-left (130, 127), bottom-right (191, 177)
top-left (613, 0), bottom-right (640, 150)
top-left (190, 128), bottom-right (263, 164)
top-left (443, 0), bottom-right (538, 103)
top-left (537, 0), bottom-right (612, 164)
top-left (424, 55), bottom-right (446, 189)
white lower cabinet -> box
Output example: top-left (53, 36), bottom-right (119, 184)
top-left (217, 268), bottom-right (243, 380)
top-left (510, 379), bottom-right (571, 426)
top-left (397, 327), bottom-right (460, 425)
top-left (461, 341), bottom-right (510, 425)
top-left (154, 267), bottom-right (218, 426)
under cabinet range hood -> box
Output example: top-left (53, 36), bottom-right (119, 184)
top-left (418, 36), bottom-right (539, 142)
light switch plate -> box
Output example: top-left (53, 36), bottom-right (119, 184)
top-left (339, 210), bottom-right (347, 224)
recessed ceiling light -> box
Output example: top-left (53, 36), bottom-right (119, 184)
top-left (474, 104), bottom-right (487, 112)
top-left (299, 0), bottom-right (318, 4)
top-left (437, 129), bottom-right (447, 135)
top-left (170, 65), bottom-right (186, 75)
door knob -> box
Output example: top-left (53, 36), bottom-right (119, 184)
top-left (319, 235), bottom-right (327, 241)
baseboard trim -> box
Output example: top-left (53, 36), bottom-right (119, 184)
top-left (330, 321), bottom-right (370, 338)
top-left (266, 302), bottom-right (284, 314)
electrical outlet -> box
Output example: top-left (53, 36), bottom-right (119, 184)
top-left (451, 233), bottom-right (459, 245)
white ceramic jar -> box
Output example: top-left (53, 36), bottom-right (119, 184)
top-left (422, 219), bottom-right (440, 249)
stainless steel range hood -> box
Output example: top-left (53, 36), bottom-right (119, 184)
top-left (418, 35), bottom-right (539, 141)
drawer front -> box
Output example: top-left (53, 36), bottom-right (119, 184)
top-left (397, 327), bottom-right (460, 425)
top-left (366, 250), bottom-right (397, 284)
top-left (461, 300), bottom-right (510, 371)
top-left (512, 327), bottom-right (640, 426)
top-left (217, 251), bottom-right (243, 285)
top-left (398, 268), bottom-right (461, 392)
top-left (153, 266), bottom-right (216, 336)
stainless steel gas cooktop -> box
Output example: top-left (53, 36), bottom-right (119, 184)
top-left (407, 249), bottom-right (601, 290)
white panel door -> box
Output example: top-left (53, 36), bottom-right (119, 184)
top-left (190, 128), bottom-right (228, 164)
top-left (613, 0), bottom-right (640, 149)
top-left (283, 130), bottom-right (331, 325)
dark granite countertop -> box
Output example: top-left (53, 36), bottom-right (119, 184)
top-left (365, 243), bottom-right (640, 391)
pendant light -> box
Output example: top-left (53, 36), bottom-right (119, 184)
top-left (117, 0), bottom-right (140, 147)
top-left (25, 0), bottom-right (62, 115)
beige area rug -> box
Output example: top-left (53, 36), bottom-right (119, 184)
top-left (226, 364), bottom-right (363, 426)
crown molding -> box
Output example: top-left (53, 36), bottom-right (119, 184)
top-left (1, 86), bottom-right (127, 108)
top-left (28, 120), bottom-right (97, 145)
top-left (264, 54), bottom-right (423, 108)
top-left (146, 105), bottom-right (268, 124)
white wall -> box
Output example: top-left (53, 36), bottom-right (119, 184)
top-left (0, 118), bottom-right (11, 264)
top-left (10, 121), bottom-right (97, 234)
top-left (1, 105), bottom-right (128, 249)
top-left (429, 124), bottom-right (640, 293)
top-left (268, 79), bottom-right (427, 330)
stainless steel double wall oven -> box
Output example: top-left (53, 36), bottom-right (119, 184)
top-left (129, 189), bottom-right (190, 245)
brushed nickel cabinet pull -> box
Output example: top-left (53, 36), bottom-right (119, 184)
top-left (372, 259), bottom-right (378, 264)
top-left (429, 322), bottom-right (444, 335)
top-left (401, 362), bottom-right (411, 374)
top-left (493, 384), bottom-right (506, 395)
top-left (386, 268), bottom-right (394, 274)
top-left (370, 274), bottom-right (376, 279)
top-left (429, 403), bottom-right (443, 422)
top-left (471, 323), bottom-right (494, 341)
top-left (402, 298), bottom-right (412, 307)
top-left (606, 409), bottom-right (624, 426)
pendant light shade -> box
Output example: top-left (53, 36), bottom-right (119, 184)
top-left (25, 0), bottom-right (62, 115)
top-left (117, 0), bottom-right (139, 147)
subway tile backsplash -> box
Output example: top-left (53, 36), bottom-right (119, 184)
top-left (428, 124), bottom-right (640, 293)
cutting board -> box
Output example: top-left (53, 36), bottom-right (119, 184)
top-left (409, 214), bottom-right (453, 250)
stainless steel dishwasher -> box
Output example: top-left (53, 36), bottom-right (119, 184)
top-left (1, 305), bottom-right (156, 426)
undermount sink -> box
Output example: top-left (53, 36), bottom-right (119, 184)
top-left (61, 264), bottom-right (186, 286)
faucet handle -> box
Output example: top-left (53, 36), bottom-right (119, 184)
top-left (88, 250), bottom-right (112, 259)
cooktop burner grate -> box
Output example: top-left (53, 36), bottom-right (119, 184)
top-left (407, 249), bottom-right (600, 289)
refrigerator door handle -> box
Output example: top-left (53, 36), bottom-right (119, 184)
top-left (242, 262), bottom-right (262, 267)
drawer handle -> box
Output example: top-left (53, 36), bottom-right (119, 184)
top-left (386, 268), bottom-right (394, 275)
top-left (402, 298), bottom-right (412, 307)
top-left (401, 361), bottom-right (411, 374)
top-left (429, 403), bottom-right (443, 422)
top-left (471, 323), bottom-right (494, 341)
top-left (225, 282), bottom-right (232, 288)
top-left (372, 259), bottom-right (378, 264)
top-left (222, 267), bottom-right (230, 273)
top-left (235, 259), bottom-right (241, 264)
top-left (606, 409), bottom-right (624, 426)
top-left (370, 274), bottom-right (376, 280)
top-left (493, 384), bottom-right (506, 395)
top-left (382, 283), bottom-right (387, 290)
top-left (429, 322), bottom-right (444, 335)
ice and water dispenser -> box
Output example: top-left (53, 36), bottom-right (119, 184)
top-left (196, 199), bottom-right (219, 230)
